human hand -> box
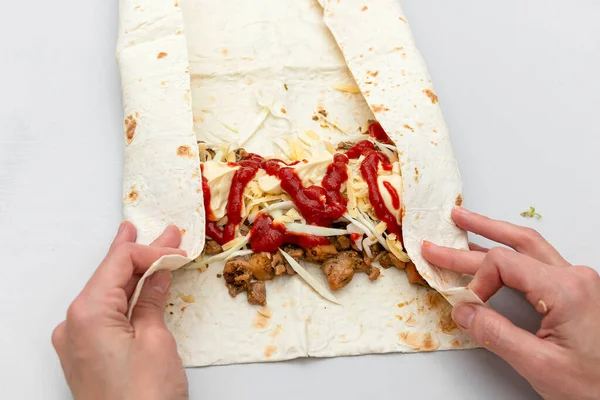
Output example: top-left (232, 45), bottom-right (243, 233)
top-left (52, 222), bottom-right (189, 400)
top-left (422, 207), bottom-right (600, 400)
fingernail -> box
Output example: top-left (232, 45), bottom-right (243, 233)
top-left (117, 221), bottom-right (127, 234)
top-left (421, 240), bottom-right (435, 248)
top-left (149, 270), bottom-right (172, 294)
top-left (452, 304), bottom-right (476, 329)
top-left (454, 206), bottom-right (471, 215)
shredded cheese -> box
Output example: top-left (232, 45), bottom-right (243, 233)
top-left (332, 84), bottom-right (361, 94)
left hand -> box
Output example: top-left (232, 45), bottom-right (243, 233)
top-left (52, 222), bottom-right (189, 400)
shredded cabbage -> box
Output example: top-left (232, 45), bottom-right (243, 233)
top-left (280, 250), bottom-right (341, 305)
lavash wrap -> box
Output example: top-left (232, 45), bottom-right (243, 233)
top-left (117, 0), bottom-right (481, 366)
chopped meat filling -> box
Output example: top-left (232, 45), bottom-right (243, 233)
top-left (247, 281), bottom-right (267, 306)
top-left (248, 252), bottom-right (275, 281)
top-left (368, 267), bottom-right (381, 281)
top-left (203, 240), bottom-right (223, 255)
top-left (235, 148), bottom-right (250, 162)
top-left (379, 252), bottom-right (406, 270)
top-left (271, 252), bottom-right (287, 276)
top-left (223, 259), bottom-right (252, 297)
top-left (323, 252), bottom-right (356, 291)
top-left (405, 261), bottom-right (428, 286)
top-left (282, 245), bottom-right (303, 274)
top-left (329, 235), bottom-right (352, 251)
top-left (303, 244), bottom-right (338, 263)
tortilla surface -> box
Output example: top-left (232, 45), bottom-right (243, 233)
top-left (117, 0), bottom-right (479, 366)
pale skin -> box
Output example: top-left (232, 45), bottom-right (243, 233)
top-left (53, 208), bottom-right (600, 400)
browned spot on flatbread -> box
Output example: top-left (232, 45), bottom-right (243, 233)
top-left (180, 229), bottom-right (187, 236)
top-left (367, 70), bottom-right (379, 77)
top-left (306, 315), bottom-right (312, 324)
top-left (264, 345), bottom-right (278, 359)
top-left (135, 5), bottom-right (141, 10)
top-left (270, 325), bottom-right (283, 338)
top-left (124, 186), bottom-right (138, 203)
top-left (361, 5), bottom-right (368, 11)
top-left (455, 194), bottom-right (463, 207)
top-left (160, 81), bottom-right (167, 87)
top-left (193, 115), bottom-right (204, 123)
top-left (371, 104), bottom-right (390, 113)
top-left (180, 294), bottom-right (195, 303)
top-left (402, 53), bottom-right (407, 59)
top-left (124, 114), bottom-right (137, 143)
top-left (404, 313), bottom-right (417, 326)
top-left (253, 310), bottom-right (271, 330)
top-left (176, 29), bottom-right (182, 35)
top-left (425, 292), bottom-right (444, 310)
top-left (395, 46), bottom-right (404, 51)
top-left (280, 108), bottom-right (287, 114)
top-left (404, 124), bottom-right (414, 132)
top-left (430, 141), bottom-right (438, 146)
top-left (174, 0), bottom-right (179, 6)
top-left (221, 48), bottom-right (229, 56)
top-left (180, 306), bottom-right (187, 313)
top-left (398, 16), bottom-right (407, 23)
top-left (398, 332), bottom-right (440, 351)
top-left (450, 339), bottom-right (462, 348)
top-left (433, 129), bottom-right (438, 133)
top-left (177, 145), bottom-right (193, 158)
top-left (157, 52), bottom-right (168, 59)
top-left (423, 89), bottom-right (439, 104)
top-left (395, 315), bottom-right (403, 321)
top-left (414, 167), bottom-right (420, 183)
top-left (439, 312), bottom-right (458, 334)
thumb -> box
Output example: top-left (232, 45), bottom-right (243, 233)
top-left (131, 270), bottom-right (172, 331)
top-left (453, 304), bottom-right (548, 377)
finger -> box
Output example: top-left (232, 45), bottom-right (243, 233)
top-left (452, 304), bottom-right (552, 380)
top-left (470, 247), bottom-right (552, 303)
top-left (86, 243), bottom-right (186, 293)
top-left (469, 242), bottom-right (489, 253)
top-left (109, 221), bottom-right (137, 252)
top-left (452, 207), bottom-right (570, 267)
top-left (422, 241), bottom-right (485, 275)
top-left (130, 270), bottom-right (172, 331)
top-left (150, 225), bottom-right (182, 248)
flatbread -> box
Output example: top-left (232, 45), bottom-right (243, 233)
top-left (117, 0), bottom-right (479, 366)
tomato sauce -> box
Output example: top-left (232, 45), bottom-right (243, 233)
top-left (368, 121), bottom-right (393, 144)
top-left (249, 214), bottom-right (329, 253)
top-left (345, 140), bottom-right (402, 238)
top-left (263, 153), bottom-right (349, 227)
top-left (350, 232), bottom-right (362, 243)
top-left (206, 154), bottom-right (263, 245)
top-left (383, 181), bottom-right (400, 209)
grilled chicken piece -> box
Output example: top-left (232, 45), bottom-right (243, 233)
top-left (379, 252), bottom-right (406, 270)
top-left (203, 240), bottom-right (223, 255)
top-left (247, 281), bottom-right (267, 306)
top-left (303, 244), bottom-right (338, 263)
top-left (405, 261), bottom-right (428, 286)
top-left (223, 259), bottom-right (252, 297)
top-left (323, 253), bottom-right (356, 291)
top-left (248, 252), bottom-right (275, 281)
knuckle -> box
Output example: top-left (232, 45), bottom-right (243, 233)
top-left (560, 274), bottom-right (588, 304)
top-left (573, 265), bottom-right (599, 281)
top-left (66, 298), bottom-right (88, 323)
top-left (485, 247), bottom-right (510, 264)
top-left (141, 326), bottom-right (175, 347)
top-left (518, 227), bottom-right (544, 246)
top-left (51, 322), bottom-right (66, 349)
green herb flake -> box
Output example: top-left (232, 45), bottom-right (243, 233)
top-left (521, 206), bottom-right (542, 220)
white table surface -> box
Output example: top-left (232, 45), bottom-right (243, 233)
top-left (1, 0), bottom-right (599, 399)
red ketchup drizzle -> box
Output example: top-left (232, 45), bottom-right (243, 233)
top-left (200, 165), bottom-right (215, 221)
top-left (368, 121), bottom-right (393, 144)
top-left (350, 232), bottom-right (362, 243)
top-left (383, 181), bottom-right (400, 209)
top-left (249, 214), bottom-right (329, 253)
top-left (345, 140), bottom-right (403, 238)
top-left (205, 154), bottom-right (263, 245)
top-left (263, 154), bottom-right (349, 227)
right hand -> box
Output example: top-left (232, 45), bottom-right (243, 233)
top-left (422, 207), bottom-right (600, 400)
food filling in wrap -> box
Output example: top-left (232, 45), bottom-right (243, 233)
top-left (190, 122), bottom-right (426, 305)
